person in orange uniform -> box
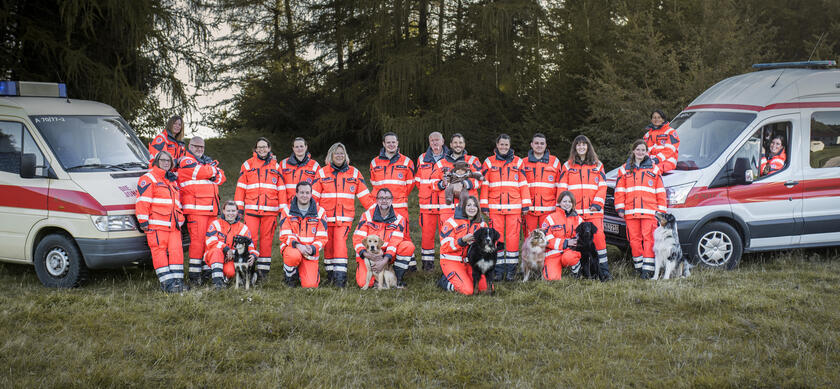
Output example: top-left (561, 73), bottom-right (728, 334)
top-left (279, 181), bottom-right (329, 288)
top-left (541, 191), bottom-right (583, 280)
top-left (369, 132), bottom-right (415, 267)
top-left (760, 135), bottom-right (786, 176)
top-left (136, 151), bottom-right (186, 293)
top-left (148, 115), bottom-right (186, 169)
top-left (415, 132), bottom-right (449, 271)
top-left (558, 135), bottom-right (612, 281)
top-left (203, 200), bottom-right (258, 289)
top-left (521, 133), bottom-right (562, 235)
top-left (313, 142), bottom-right (374, 287)
top-left (643, 109), bottom-right (680, 173)
top-left (234, 137), bottom-right (287, 282)
top-left (480, 134), bottom-right (531, 281)
top-left (280, 137), bottom-right (321, 203)
top-left (352, 188), bottom-right (415, 288)
top-left (178, 136), bottom-right (226, 286)
top-left (615, 140), bottom-right (668, 279)
top-left (432, 133), bottom-right (483, 225)
top-left (436, 196), bottom-right (491, 295)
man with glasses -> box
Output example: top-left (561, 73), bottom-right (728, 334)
top-left (352, 188), bottom-right (415, 288)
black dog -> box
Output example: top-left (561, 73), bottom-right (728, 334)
top-left (466, 227), bottom-right (502, 295)
top-left (231, 235), bottom-right (257, 289)
top-left (574, 222), bottom-right (601, 280)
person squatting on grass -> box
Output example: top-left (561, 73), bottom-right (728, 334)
top-left (279, 181), bottom-right (329, 288)
top-left (437, 196), bottom-right (491, 295)
top-left (148, 115), bottom-right (186, 169)
top-left (481, 134), bottom-right (532, 282)
top-left (313, 142), bottom-right (374, 288)
top-left (353, 188), bottom-right (415, 288)
top-left (615, 139), bottom-right (667, 279)
top-left (541, 191), bottom-right (583, 280)
top-left (280, 137), bottom-right (321, 204)
top-left (559, 135), bottom-right (612, 280)
top-left (178, 136), bottom-right (226, 286)
top-left (369, 132), bottom-right (416, 268)
top-left (415, 131), bottom-right (449, 271)
top-left (204, 200), bottom-right (258, 289)
top-left (521, 132), bottom-right (562, 236)
top-left (136, 150), bottom-right (187, 293)
top-left (235, 137), bottom-right (288, 282)
top-left (643, 109), bottom-right (680, 173)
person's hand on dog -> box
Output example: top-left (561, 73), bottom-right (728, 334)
top-left (247, 254), bottom-right (256, 266)
top-left (462, 233), bottom-right (475, 245)
top-left (567, 237), bottom-right (578, 247)
top-left (226, 250), bottom-right (234, 261)
top-left (617, 210), bottom-right (625, 218)
top-left (589, 205), bottom-right (599, 212)
top-left (371, 256), bottom-right (389, 272)
top-left (298, 244), bottom-right (313, 256)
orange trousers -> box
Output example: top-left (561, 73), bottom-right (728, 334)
top-left (440, 260), bottom-right (489, 295)
top-left (523, 213), bottom-right (550, 236)
top-left (626, 217), bottom-right (657, 272)
top-left (147, 228), bottom-right (184, 284)
top-left (282, 246), bottom-right (321, 288)
top-left (324, 224), bottom-right (351, 276)
top-left (418, 211), bottom-right (441, 266)
top-left (355, 240), bottom-right (415, 288)
top-left (186, 214), bottom-right (214, 277)
top-left (244, 214), bottom-right (277, 273)
top-left (543, 250), bottom-right (581, 280)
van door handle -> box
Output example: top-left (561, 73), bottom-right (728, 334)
top-left (784, 180), bottom-right (799, 187)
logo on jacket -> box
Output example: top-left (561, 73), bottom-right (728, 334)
top-left (594, 177), bottom-right (599, 183)
top-left (398, 173), bottom-right (404, 179)
top-left (349, 185), bottom-right (355, 191)
top-left (547, 175), bottom-right (553, 181)
top-left (648, 180), bottom-right (654, 186)
top-left (139, 179), bottom-right (147, 187)
top-left (272, 177), bottom-right (277, 184)
top-left (311, 227), bottom-right (317, 233)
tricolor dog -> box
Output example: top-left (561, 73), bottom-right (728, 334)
top-left (653, 211), bottom-right (692, 280)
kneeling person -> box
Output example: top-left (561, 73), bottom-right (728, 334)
top-left (279, 181), bottom-right (329, 288)
top-left (204, 200), bottom-right (259, 289)
top-left (540, 191), bottom-right (582, 280)
top-left (353, 188), bottom-right (415, 288)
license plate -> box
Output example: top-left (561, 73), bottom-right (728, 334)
top-left (604, 222), bottom-right (620, 234)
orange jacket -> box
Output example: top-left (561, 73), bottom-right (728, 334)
top-left (521, 150), bottom-right (562, 215)
top-left (148, 130), bottom-right (185, 169)
top-left (439, 210), bottom-right (487, 263)
top-left (312, 163), bottom-right (374, 225)
top-left (235, 152), bottom-right (287, 216)
top-left (614, 156), bottom-right (667, 219)
top-left (136, 165), bottom-right (184, 231)
top-left (558, 159), bottom-right (607, 218)
top-left (278, 200), bottom-right (329, 260)
top-left (760, 150), bottom-right (786, 175)
top-left (541, 209), bottom-right (583, 254)
top-left (415, 146), bottom-right (449, 213)
top-left (480, 150), bottom-right (532, 214)
top-left (431, 152), bottom-right (483, 211)
top-left (370, 150), bottom-right (415, 211)
top-left (204, 217), bottom-right (259, 258)
top-left (178, 151), bottom-right (226, 215)
top-left (352, 205), bottom-right (407, 261)
top-left (280, 153), bottom-right (321, 203)
top-left (644, 122), bottom-right (680, 172)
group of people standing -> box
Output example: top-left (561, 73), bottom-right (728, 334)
top-left (135, 110), bottom-right (681, 294)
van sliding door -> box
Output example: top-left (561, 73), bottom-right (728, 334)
top-left (802, 110), bottom-right (840, 245)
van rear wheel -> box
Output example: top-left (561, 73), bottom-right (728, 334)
top-left (33, 234), bottom-right (88, 288)
top-left (691, 222), bottom-right (742, 270)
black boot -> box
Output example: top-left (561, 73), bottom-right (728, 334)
top-left (395, 268), bottom-right (407, 288)
top-left (285, 272), bottom-right (299, 288)
top-left (599, 263), bottom-right (613, 282)
top-left (505, 264), bottom-right (517, 282)
top-left (640, 270), bottom-right (652, 280)
top-left (437, 275), bottom-right (452, 291)
top-left (160, 279), bottom-right (178, 293)
top-left (256, 270), bottom-right (269, 286)
top-left (324, 270), bottom-right (333, 286)
top-left (188, 274), bottom-right (204, 287)
top-left (212, 277), bottom-right (226, 290)
top-left (493, 264), bottom-right (505, 282)
top-left (333, 272), bottom-right (347, 288)
top-left (422, 261), bottom-right (434, 272)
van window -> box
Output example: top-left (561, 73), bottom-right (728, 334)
top-left (669, 111), bottom-right (756, 170)
top-left (759, 122), bottom-right (791, 177)
top-left (0, 121), bottom-right (47, 176)
top-left (810, 111), bottom-right (840, 168)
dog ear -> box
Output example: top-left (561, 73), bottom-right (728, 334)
top-left (592, 223), bottom-right (598, 234)
top-left (491, 228), bottom-right (500, 241)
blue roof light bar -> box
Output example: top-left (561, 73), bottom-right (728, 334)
top-left (752, 60), bottom-right (837, 70)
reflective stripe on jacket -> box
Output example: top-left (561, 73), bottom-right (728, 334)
top-left (234, 152), bottom-right (287, 216)
top-left (521, 150), bottom-right (561, 215)
top-left (312, 163), bottom-right (374, 225)
top-left (370, 150), bottom-right (415, 210)
top-left (558, 159), bottom-right (606, 217)
top-left (278, 200), bottom-right (329, 260)
top-left (480, 150), bottom-right (531, 214)
top-left (644, 122), bottom-right (680, 172)
top-left (178, 151), bottom-right (225, 215)
top-left (614, 157), bottom-right (667, 219)
top-left (205, 218), bottom-right (258, 257)
top-left (136, 166), bottom-right (184, 231)
top-left (280, 153), bottom-right (321, 203)
top-left (352, 205), bottom-right (407, 260)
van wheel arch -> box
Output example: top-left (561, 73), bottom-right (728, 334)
top-left (689, 219), bottom-right (744, 270)
top-left (32, 229), bottom-right (89, 288)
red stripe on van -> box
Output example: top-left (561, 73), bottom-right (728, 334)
top-left (685, 102), bottom-right (840, 112)
top-left (672, 178), bottom-right (840, 208)
top-left (683, 104), bottom-right (764, 111)
top-left (0, 185), bottom-right (123, 215)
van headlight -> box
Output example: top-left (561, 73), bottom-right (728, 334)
top-left (92, 215), bottom-right (137, 232)
top-left (666, 182), bottom-right (695, 206)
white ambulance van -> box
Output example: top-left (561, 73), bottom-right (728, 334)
top-left (0, 81), bottom-right (153, 287)
top-left (603, 61), bottom-right (840, 269)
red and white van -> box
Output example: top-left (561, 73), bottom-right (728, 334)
top-left (604, 61), bottom-right (840, 269)
top-left (0, 81), bottom-right (156, 287)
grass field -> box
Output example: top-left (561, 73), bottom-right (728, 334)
top-left (2, 134), bottom-right (839, 386)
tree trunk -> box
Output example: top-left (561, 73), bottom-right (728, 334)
top-left (436, 0), bottom-right (444, 63)
top-left (272, 1), bottom-right (281, 61)
top-left (335, 1), bottom-right (344, 71)
top-left (454, 0), bottom-right (463, 56)
top-left (419, 0), bottom-right (429, 47)
top-left (283, 0), bottom-right (297, 73)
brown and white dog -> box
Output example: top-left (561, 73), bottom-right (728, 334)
top-left (362, 235), bottom-right (397, 290)
top-left (519, 229), bottom-right (547, 282)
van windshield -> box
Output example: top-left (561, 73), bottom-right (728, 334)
top-left (30, 115), bottom-right (149, 171)
top-left (669, 111), bottom-right (757, 170)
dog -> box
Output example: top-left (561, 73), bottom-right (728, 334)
top-left (519, 229), bottom-right (547, 282)
top-left (574, 222), bottom-right (601, 280)
top-left (443, 161), bottom-right (484, 205)
top-left (361, 234), bottom-right (397, 290)
top-left (466, 227), bottom-right (502, 295)
top-left (653, 211), bottom-right (692, 280)
top-left (231, 235), bottom-right (257, 290)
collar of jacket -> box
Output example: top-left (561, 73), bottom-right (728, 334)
top-left (330, 162), bottom-right (349, 172)
top-left (289, 199), bottom-right (318, 218)
top-left (151, 165), bottom-right (177, 182)
top-left (372, 206), bottom-right (397, 223)
top-left (527, 149), bottom-right (550, 163)
top-left (288, 152), bottom-right (310, 166)
top-left (494, 148), bottom-right (514, 162)
top-left (445, 149), bottom-right (469, 163)
top-left (625, 155), bottom-right (654, 171)
top-left (165, 130), bottom-right (184, 146)
top-left (187, 149), bottom-right (213, 165)
top-left (256, 151), bottom-right (274, 162)
top-left (423, 145), bottom-right (449, 163)
top-left (565, 208), bottom-right (578, 217)
top-left (378, 148), bottom-right (401, 163)
top-left (222, 214), bottom-right (242, 226)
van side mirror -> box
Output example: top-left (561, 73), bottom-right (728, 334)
top-left (733, 157), bottom-right (753, 185)
top-left (21, 153), bottom-right (36, 178)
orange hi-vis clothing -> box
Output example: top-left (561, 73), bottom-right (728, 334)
top-left (481, 149), bottom-right (531, 276)
top-left (615, 156), bottom-right (667, 274)
top-left (352, 205), bottom-right (415, 288)
top-left (178, 150), bottom-right (226, 279)
top-left (148, 129), bottom-right (185, 169)
top-left (540, 209), bottom-right (582, 280)
top-left (438, 210), bottom-right (490, 295)
top-left (279, 200), bottom-right (329, 288)
top-left (432, 151), bottom-right (483, 216)
top-left (136, 165), bottom-right (185, 284)
top-left (280, 153), bottom-right (321, 203)
top-left (415, 146), bottom-right (449, 266)
top-left (760, 150), bottom-right (786, 175)
top-left (235, 152), bottom-right (287, 275)
top-left (370, 149), bottom-right (415, 212)
top-left (644, 122), bottom-right (680, 173)
top-left (203, 217), bottom-right (258, 281)
top-left (521, 150), bottom-right (562, 234)
top-left (559, 158), bottom-right (610, 275)
top-left (313, 163), bottom-right (374, 282)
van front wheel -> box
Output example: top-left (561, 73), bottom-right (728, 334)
top-left (33, 234), bottom-right (88, 288)
top-left (691, 222), bottom-right (743, 270)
